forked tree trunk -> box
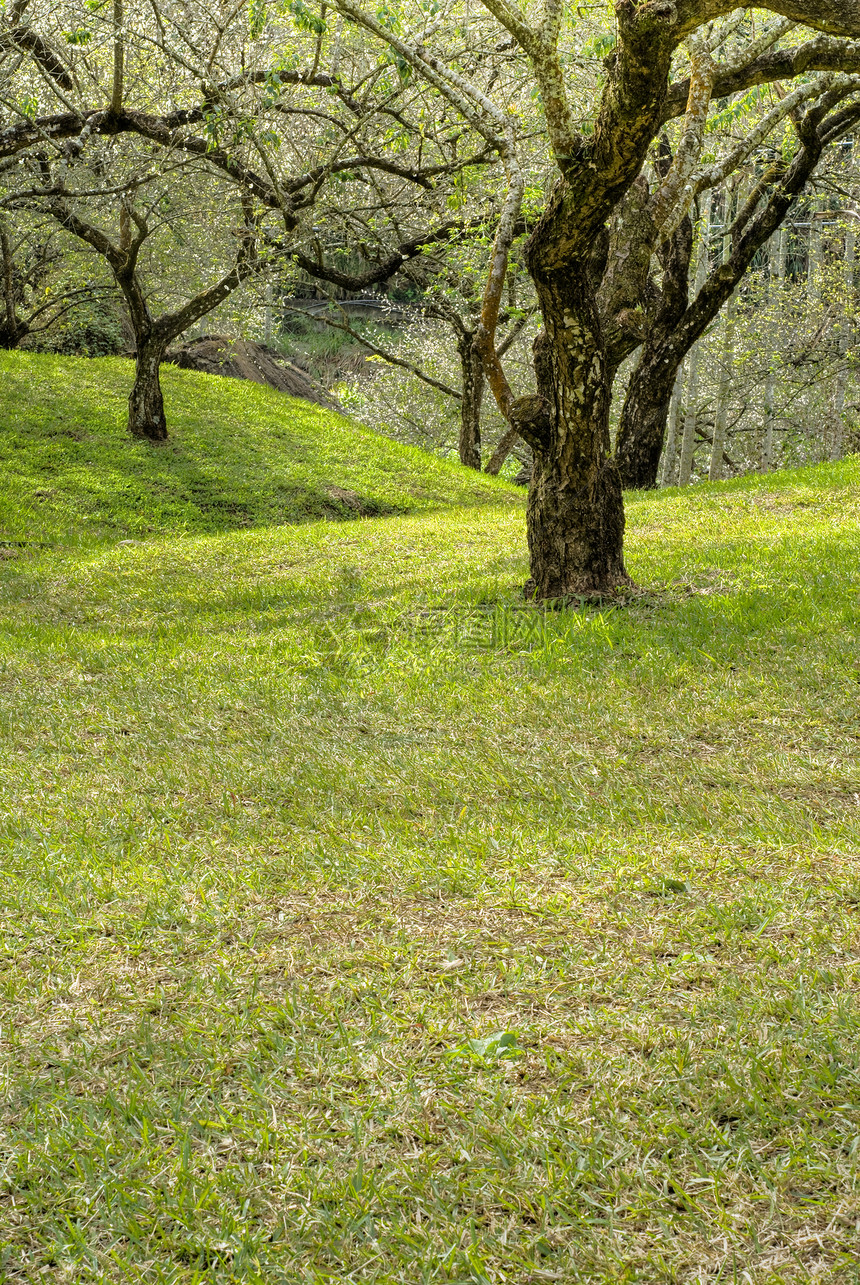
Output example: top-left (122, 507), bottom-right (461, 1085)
top-left (614, 212), bottom-right (693, 490)
top-left (516, 275), bottom-right (628, 599)
top-left (43, 197), bottom-right (258, 445)
top-left (615, 348), bottom-right (683, 489)
top-left (128, 338), bottom-right (169, 441)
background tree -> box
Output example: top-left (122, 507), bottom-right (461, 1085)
top-left (0, 210), bottom-right (118, 350)
top-left (0, 0), bottom-right (501, 439)
top-left (614, 71), bottom-right (860, 488)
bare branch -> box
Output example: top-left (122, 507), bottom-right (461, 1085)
top-left (282, 303), bottom-right (462, 398)
top-left (650, 38), bottom-right (717, 237)
top-left (110, 0), bottom-right (124, 116)
top-left (676, 1), bottom-right (860, 39)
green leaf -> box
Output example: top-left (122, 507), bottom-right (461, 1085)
top-left (467, 1030), bottom-right (522, 1059)
top-left (283, 0), bottom-right (327, 35)
top-left (645, 877), bottom-right (693, 897)
top-left (249, 0), bottom-right (267, 38)
top-left (581, 32), bottom-right (616, 59)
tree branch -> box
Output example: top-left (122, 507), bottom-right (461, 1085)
top-left (288, 218), bottom-right (486, 292)
top-left (664, 36), bottom-right (860, 121)
top-left (676, 1), bottom-right (860, 40)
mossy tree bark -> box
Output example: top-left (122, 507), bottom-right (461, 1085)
top-left (504, 7), bottom-right (678, 596)
top-left (457, 330), bottom-right (484, 470)
top-left (516, 248), bottom-right (629, 598)
top-left (128, 336), bottom-right (169, 441)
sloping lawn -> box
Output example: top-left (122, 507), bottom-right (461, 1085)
top-left (0, 350), bottom-right (517, 545)
top-left (1, 435), bottom-right (859, 1280)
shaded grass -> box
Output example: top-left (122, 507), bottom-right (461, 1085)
top-left (1, 448), bottom-right (860, 1281)
top-left (0, 351), bottom-right (516, 546)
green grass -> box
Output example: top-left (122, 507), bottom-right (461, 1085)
top-left (1, 361), bottom-right (860, 1281)
top-left (0, 351), bottom-right (516, 545)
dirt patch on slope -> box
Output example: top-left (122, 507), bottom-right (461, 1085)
top-left (166, 336), bottom-right (338, 410)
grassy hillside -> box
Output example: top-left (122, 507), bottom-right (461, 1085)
top-left (0, 350), bottom-right (518, 545)
top-left (2, 371), bottom-right (860, 1281)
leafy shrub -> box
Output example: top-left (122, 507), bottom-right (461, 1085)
top-left (27, 300), bottom-right (126, 358)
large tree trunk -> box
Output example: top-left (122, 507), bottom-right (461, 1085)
top-left (457, 332), bottom-right (484, 469)
top-left (516, 274), bottom-right (629, 599)
top-left (128, 338), bottom-right (168, 441)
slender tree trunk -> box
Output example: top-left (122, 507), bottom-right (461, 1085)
top-left (457, 331), bottom-right (484, 470)
top-left (807, 208), bottom-right (821, 305)
top-left (661, 365), bottom-right (684, 486)
top-left (709, 303), bottom-right (734, 481)
top-left (264, 281), bottom-right (273, 347)
top-left (677, 341), bottom-right (702, 486)
top-left (831, 217), bottom-right (855, 460)
top-left (615, 348), bottom-right (684, 489)
top-left (709, 206), bottom-right (736, 481)
top-left (614, 212), bottom-right (693, 490)
top-left (0, 222), bottom-right (27, 349)
top-left (484, 424), bottom-right (519, 476)
top-left (128, 337), bottom-right (169, 441)
top-left (831, 343), bottom-right (850, 460)
top-left (677, 193), bottom-right (712, 487)
top-left (762, 369), bottom-right (775, 472)
top-left (805, 207), bottom-right (823, 456)
top-left (761, 225), bottom-right (787, 472)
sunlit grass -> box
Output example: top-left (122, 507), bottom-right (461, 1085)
top-left (1, 368), bottom-right (860, 1281)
